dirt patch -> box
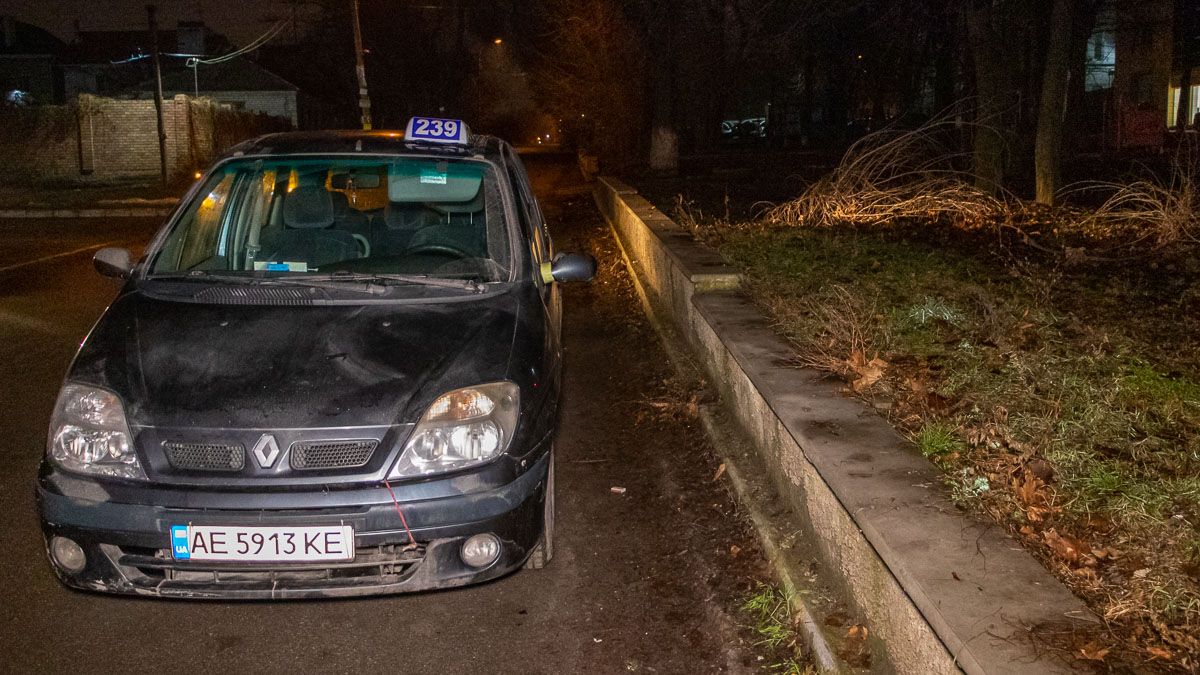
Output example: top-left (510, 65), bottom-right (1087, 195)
top-left (703, 220), bottom-right (1200, 672)
top-left (542, 185), bottom-right (813, 672)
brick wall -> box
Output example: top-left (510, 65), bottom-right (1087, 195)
top-left (0, 93), bottom-right (290, 184)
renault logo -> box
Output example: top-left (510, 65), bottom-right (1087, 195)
top-left (251, 434), bottom-right (282, 468)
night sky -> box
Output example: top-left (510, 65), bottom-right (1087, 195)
top-left (0, 0), bottom-right (283, 47)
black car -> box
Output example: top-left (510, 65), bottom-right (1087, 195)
top-left (36, 119), bottom-right (595, 599)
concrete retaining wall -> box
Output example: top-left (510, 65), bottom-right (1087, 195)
top-left (0, 94), bottom-right (290, 184)
top-left (595, 176), bottom-right (1097, 674)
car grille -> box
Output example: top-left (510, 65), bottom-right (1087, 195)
top-left (193, 286), bottom-right (314, 306)
top-left (109, 543), bottom-right (424, 584)
top-left (163, 442), bottom-right (245, 472)
top-left (290, 440), bottom-right (378, 470)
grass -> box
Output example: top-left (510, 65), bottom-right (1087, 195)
top-left (913, 423), bottom-right (967, 459)
top-left (715, 223), bottom-right (1200, 669)
top-left (740, 583), bottom-right (812, 673)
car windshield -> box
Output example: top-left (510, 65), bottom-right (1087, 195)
top-left (149, 156), bottom-right (511, 282)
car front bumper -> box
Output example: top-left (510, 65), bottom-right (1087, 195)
top-left (35, 451), bottom-right (549, 600)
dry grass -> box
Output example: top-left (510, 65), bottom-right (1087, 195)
top-left (763, 114), bottom-right (1200, 258)
top-left (1062, 165), bottom-right (1200, 248)
top-left (783, 285), bottom-right (883, 375)
top-left (665, 110), bottom-right (1200, 669)
top-left (765, 115), bottom-right (1006, 229)
top-left (720, 227), bottom-right (1200, 672)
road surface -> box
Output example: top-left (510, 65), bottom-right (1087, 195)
top-left (0, 155), bottom-right (769, 674)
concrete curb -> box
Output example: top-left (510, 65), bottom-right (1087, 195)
top-left (699, 407), bottom-right (844, 673)
top-left (602, 207), bottom-right (843, 671)
top-left (594, 176), bottom-right (1098, 675)
top-left (0, 207), bottom-right (172, 219)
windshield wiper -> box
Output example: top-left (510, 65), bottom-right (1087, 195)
top-left (278, 271), bottom-right (484, 292)
top-left (150, 270), bottom-right (484, 294)
top-left (149, 271), bottom-right (387, 295)
top-left (148, 271), bottom-right (260, 283)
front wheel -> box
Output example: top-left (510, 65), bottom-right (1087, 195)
top-left (524, 453), bottom-right (554, 569)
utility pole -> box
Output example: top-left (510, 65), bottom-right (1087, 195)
top-left (147, 4), bottom-right (168, 185)
top-left (351, 0), bottom-right (372, 130)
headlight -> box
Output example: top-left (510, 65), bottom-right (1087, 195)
top-left (389, 382), bottom-right (519, 478)
top-left (47, 383), bottom-right (145, 480)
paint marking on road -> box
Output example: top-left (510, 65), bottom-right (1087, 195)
top-left (0, 309), bottom-right (58, 334)
top-left (0, 241), bottom-right (122, 275)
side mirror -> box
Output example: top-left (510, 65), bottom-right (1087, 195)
top-left (549, 252), bottom-right (596, 283)
top-left (93, 247), bottom-right (133, 279)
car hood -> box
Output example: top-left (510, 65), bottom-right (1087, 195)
top-left (69, 288), bottom-right (521, 429)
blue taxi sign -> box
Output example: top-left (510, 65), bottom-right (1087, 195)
top-left (405, 117), bottom-right (470, 145)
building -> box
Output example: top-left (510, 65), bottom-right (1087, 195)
top-left (136, 57), bottom-right (302, 126)
top-left (0, 16), bottom-right (67, 104)
top-left (1091, 0), bottom-right (1200, 149)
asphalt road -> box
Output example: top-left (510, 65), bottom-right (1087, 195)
top-left (0, 156), bottom-right (768, 674)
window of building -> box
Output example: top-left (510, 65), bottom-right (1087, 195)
top-left (1166, 84), bottom-right (1200, 127)
top-left (1084, 30), bottom-right (1116, 91)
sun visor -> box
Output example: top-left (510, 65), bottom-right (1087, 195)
top-left (388, 161), bottom-right (483, 203)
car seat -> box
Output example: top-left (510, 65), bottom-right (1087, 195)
top-left (259, 181), bottom-right (361, 268)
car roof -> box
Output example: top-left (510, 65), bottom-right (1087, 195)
top-left (220, 129), bottom-right (507, 162)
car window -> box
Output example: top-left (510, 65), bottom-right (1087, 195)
top-left (503, 148), bottom-right (551, 264)
top-left (174, 173), bottom-right (235, 271)
top-left (150, 157), bottom-right (511, 282)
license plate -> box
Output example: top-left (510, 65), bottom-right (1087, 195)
top-left (170, 524), bottom-right (354, 563)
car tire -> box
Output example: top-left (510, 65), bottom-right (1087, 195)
top-left (524, 452), bottom-right (554, 569)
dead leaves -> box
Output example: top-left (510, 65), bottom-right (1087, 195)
top-left (1042, 529), bottom-right (1087, 564)
top-left (837, 623), bottom-right (872, 669)
top-left (847, 349), bottom-right (889, 393)
top-left (634, 392), bottom-right (700, 424)
top-left (1014, 470), bottom-right (1058, 523)
top-left (1077, 642), bottom-right (1111, 662)
top-left (1145, 646), bottom-right (1173, 661)
top-left (711, 463), bottom-right (726, 482)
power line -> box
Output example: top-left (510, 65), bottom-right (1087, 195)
top-left (109, 19), bottom-right (287, 66)
top-left (186, 19), bottom-right (288, 66)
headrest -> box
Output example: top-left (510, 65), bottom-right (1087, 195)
top-left (328, 190), bottom-right (351, 210)
top-left (283, 186), bottom-right (334, 229)
top-left (427, 189), bottom-right (484, 216)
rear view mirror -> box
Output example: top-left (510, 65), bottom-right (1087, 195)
top-left (331, 171), bottom-right (382, 190)
top-left (549, 252), bottom-right (596, 283)
top-left (94, 247), bottom-right (133, 279)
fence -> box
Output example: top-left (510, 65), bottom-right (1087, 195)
top-left (0, 94), bottom-right (290, 184)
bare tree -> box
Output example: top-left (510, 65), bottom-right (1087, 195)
top-left (1035, 0), bottom-right (1077, 204)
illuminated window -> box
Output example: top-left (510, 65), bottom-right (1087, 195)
top-left (1084, 30), bottom-right (1115, 91)
top-left (1166, 84), bottom-right (1200, 127)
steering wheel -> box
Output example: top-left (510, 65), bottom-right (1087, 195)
top-left (405, 243), bottom-right (472, 259)
top-left (352, 234), bottom-right (371, 258)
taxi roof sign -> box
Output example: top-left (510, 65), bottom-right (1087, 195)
top-left (405, 117), bottom-right (470, 145)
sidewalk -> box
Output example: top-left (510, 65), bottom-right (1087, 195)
top-left (0, 183), bottom-right (181, 218)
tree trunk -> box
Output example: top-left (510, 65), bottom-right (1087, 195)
top-left (1035, 0), bottom-right (1076, 205)
top-left (1177, 66), bottom-right (1193, 129)
top-left (967, 6), bottom-right (1007, 195)
top-left (932, 11), bottom-right (957, 114)
top-left (1176, 0), bottom-right (1197, 129)
top-left (1064, 2), bottom-right (1101, 157)
top-left (647, 0), bottom-right (679, 173)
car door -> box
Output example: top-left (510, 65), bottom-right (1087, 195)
top-left (502, 145), bottom-right (562, 387)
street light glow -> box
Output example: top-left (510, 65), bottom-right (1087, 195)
top-left (493, 38), bottom-right (503, 45)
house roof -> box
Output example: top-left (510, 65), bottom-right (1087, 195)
top-left (138, 57), bottom-right (299, 94)
top-left (0, 16), bottom-right (66, 55)
top-left (64, 24), bottom-right (231, 65)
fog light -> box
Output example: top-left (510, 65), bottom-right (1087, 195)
top-left (460, 533), bottom-right (501, 568)
top-left (49, 536), bottom-right (86, 573)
